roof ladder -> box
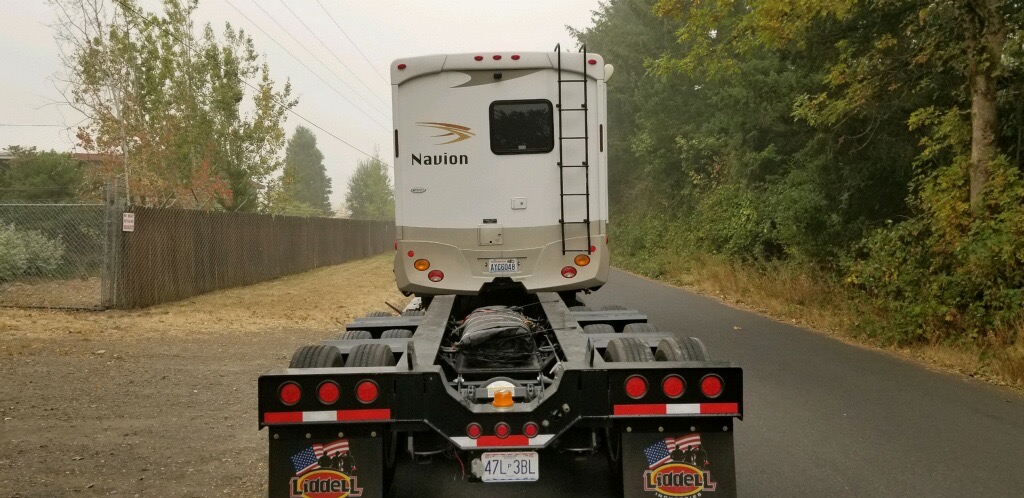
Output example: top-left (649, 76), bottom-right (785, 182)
top-left (555, 44), bottom-right (592, 255)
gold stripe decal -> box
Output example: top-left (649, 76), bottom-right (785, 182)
top-left (416, 122), bottom-right (476, 144)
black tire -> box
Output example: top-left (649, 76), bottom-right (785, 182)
top-left (366, 311), bottom-right (393, 318)
top-left (583, 323), bottom-right (616, 335)
top-left (601, 304), bottom-right (628, 311)
top-left (339, 330), bottom-right (372, 340)
top-left (380, 329), bottom-right (413, 339)
top-left (603, 337), bottom-right (655, 363)
top-left (623, 323), bottom-right (658, 334)
top-left (289, 345), bottom-right (344, 368)
top-left (656, 337), bottom-right (711, 362)
top-left (401, 310), bottom-right (425, 316)
top-left (346, 343), bottom-right (397, 367)
top-left (569, 305), bottom-right (593, 312)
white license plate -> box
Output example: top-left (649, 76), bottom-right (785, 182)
top-left (480, 451), bottom-right (538, 482)
top-left (487, 258), bottom-right (520, 274)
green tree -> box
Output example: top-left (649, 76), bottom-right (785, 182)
top-left (52, 0), bottom-right (296, 210)
top-left (279, 126), bottom-right (333, 215)
top-left (0, 147), bottom-right (86, 201)
top-left (345, 151), bottom-right (394, 220)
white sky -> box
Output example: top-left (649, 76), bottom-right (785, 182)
top-left (0, 0), bottom-right (603, 206)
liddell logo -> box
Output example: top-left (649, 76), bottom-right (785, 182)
top-left (416, 122), bottom-right (475, 144)
top-left (642, 434), bottom-right (717, 497)
top-left (289, 469), bottom-right (362, 498)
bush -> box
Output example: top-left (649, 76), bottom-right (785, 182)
top-left (0, 224), bottom-right (66, 283)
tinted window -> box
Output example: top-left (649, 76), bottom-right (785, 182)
top-left (489, 100), bottom-right (554, 154)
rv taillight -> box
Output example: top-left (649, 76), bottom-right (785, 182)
top-left (474, 55), bottom-right (483, 61)
top-left (355, 380), bottom-right (379, 404)
top-left (493, 55), bottom-right (502, 60)
top-left (278, 382), bottom-right (302, 406)
top-left (428, 270), bottom-right (444, 282)
top-left (394, 240), bottom-right (398, 250)
top-left (397, 63), bottom-right (407, 70)
top-left (561, 266), bottom-right (577, 278)
top-left (511, 54), bottom-right (520, 60)
top-left (590, 245), bottom-right (597, 253)
top-left (588, 59), bottom-right (597, 65)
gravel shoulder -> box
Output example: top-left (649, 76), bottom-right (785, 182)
top-left (0, 254), bottom-right (407, 497)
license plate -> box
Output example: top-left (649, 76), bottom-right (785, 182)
top-left (487, 258), bottom-right (519, 274)
top-left (480, 451), bottom-right (538, 482)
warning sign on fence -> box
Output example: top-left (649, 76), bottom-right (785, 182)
top-left (122, 212), bottom-right (135, 232)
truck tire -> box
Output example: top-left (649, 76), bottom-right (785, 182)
top-left (583, 324), bottom-right (615, 335)
top-left (604, 337), bottom-right (655, 363)
top-left (380, 329), bottom-right (413, 339)
top-left (401, 310), bottom-right (425, 316)
top-left (366, 311), bottom-right (393, 318)
top-left (339, 330), bottom-right (372, 340)
top-left (623, 323), bottom-right (658, 334)
top-left (601, 304), bottom-right (628, 311)
top-left (289, 345), bottom-right (344, 368)
top-left (569, 305), bottom-right (592, 312)
top-left (346, 343), bottom-right (397, 367)
top-left (655, 337), bottom-right (711, 362)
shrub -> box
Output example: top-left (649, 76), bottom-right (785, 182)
top-left (0, 224), bottom-right (66, 282)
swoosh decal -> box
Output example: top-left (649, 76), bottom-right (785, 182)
top-left (416, 122), bottom-right (476, 144)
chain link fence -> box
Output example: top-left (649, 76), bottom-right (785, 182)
top-left (1, 182), bottom-right (395, 310)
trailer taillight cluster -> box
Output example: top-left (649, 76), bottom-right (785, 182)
top-left (317, 381), bottom-right (340, 404)
top-left (700, 374), bottom-right (724, 398)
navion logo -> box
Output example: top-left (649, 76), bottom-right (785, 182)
top-left (416, 122), bottom-right (475, 145)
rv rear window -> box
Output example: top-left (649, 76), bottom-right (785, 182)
top-left (489, 100), bottom-right (554, 155)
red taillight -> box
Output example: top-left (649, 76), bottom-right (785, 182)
top-left (662, 375), bottom-right (685, 399)
top-left (494, 422), bottom-right (511, 439)
top-left (355, 380), bottom-right (379, 404)
top-left (590, 245), bottom-right (597, 253)
top-left (317, 381), bottom-right (340, 405)
top-left (700, 374), bottom-right (723, 398)
top-left (394, 240), bottom-right (398, 250)
top-left (397, 63), bottom-right (407, 70)
top-left (474, 55), bottom-right (483, 61)
top-left (561, 266), bottom-right (577, 278)
top-left (428, 270), bottom-right (444, 282)
top-left (407, 250), bottom-right (415, 257)
top-left (511, 54), bottom-right (520, 60)
top-left (588, 59), bottom-right (597, 65)
top-left (493, 55), bottom-right (502, 60)
top-left (624, 375), bottom-right (648, 399)
top-left (467, 423), bottom-right (483, 439)
top-left (523, 422), bottom-right (539, 438)
top-left (279, 382), bottom-right (301, 406)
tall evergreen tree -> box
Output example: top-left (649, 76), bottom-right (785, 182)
top-left (281, 126), bottom-right (333, 215)
top-left (345, 151), bottom-right (394, 220)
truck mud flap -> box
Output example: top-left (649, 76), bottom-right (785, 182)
top-left (268, 425), bottom-right (384, 498)
top-left (621, 423), bottom-right (736, 498)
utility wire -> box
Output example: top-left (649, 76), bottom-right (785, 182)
top-left (114, 0), bottom-right (384, 163)
top-left (239, 0), bottom-right (390, 124)
top-left (0, 124), bottom-right (67, 127)
top-left (280, 0), bottom-right (390, 108)
top-left (313, 0), bottom-right (389, 85)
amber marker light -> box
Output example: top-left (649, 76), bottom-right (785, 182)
top-left (574, 254), bottom-right (591, 266)
top-left (414, 259), bottom-right (430, 271)
top-left (492, 388), bottom-right (514, 408)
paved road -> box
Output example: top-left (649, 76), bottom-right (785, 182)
top-left (391, 269), bottom-right (1024, 496)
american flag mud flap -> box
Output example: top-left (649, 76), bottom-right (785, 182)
top-left (621, 420), bottom-right (737, 498)
top-left (268, 425), bottom-right (385, 498)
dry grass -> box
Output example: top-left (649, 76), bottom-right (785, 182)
top-left (638, 253), bottom-right (1024, 391)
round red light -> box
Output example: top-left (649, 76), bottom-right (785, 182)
top-left (474, 55), bottom-right (483, 61)
top-left (561, 266), bottom-right (577, 278)
top-left (428, 270), bottom-right (444, 282)
top-left (407, 250), bottom-right (414, 257)
top-left (662, 375), bottom-right (685, 399)
top-left (278, 382), bottom-right (301, 406)
top-left (511, 54), bottom-right (520, 60)
top-left (394, 240), bottom-right (398, 250)
top-left (397, 63), bottom-right (407, 70)
top-left (466, 423), bottom-right (483, 439)
top-left (588, 59), bottom-right (597, 65)
top-left (590, 245), bottom-right (597, 253)
top-left (523, 422), bottom-right (539, 438)
top-left (355, 380), bottom-right (379, 404)
top-left (494, 422), bottom-right (511, 439)
top-left (624, 375), bottom-right (648, 399)
top-left (317, 381), bottom-right (340, 404)
top-left (700, 374), bottom-right (724, 398)
top-left (493, 55), bottom-right (502, 60)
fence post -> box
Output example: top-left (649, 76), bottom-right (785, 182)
top-left (101, 177), bottom-right (125, 309)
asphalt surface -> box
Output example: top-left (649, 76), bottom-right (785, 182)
top-left (390, 268), bottom-right (1024, 497)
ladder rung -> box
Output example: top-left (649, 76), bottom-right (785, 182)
top-left (558, 79), bottom-right (587, 83)
top-left (563, 249), bottom-right (592, 253)
top-left (558, 163), bottom-right (588, 167)
top-left (560, 220), bottom-right (590, 224)
top-left (558, 108), bottom-right (587, 112)
top-left (560, 136), bottom-right (587, 140)
top-left (561, 193), bottom-right (589, 196)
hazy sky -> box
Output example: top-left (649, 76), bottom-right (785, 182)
top-left (0, 0), bottom-right (604, 206)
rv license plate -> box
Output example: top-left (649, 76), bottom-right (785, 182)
top-left (480, 452), bottom-right (539, 482)
top-left (487, 258), bottom-right (519, 274)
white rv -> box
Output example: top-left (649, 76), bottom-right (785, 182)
top-left (391, 49), bottom-right (613, 295)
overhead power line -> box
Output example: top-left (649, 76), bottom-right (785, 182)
top-left (278, 0), bottom-right (390, 108)
top-left (113, 0), bottom-right (384, 163)
top-left (313, 0), bottom-right (389, 85)
top-left (238, 0), bottom-right (390, 124)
